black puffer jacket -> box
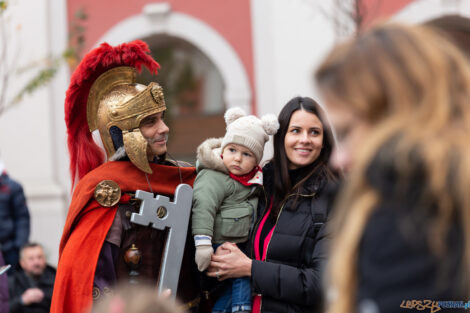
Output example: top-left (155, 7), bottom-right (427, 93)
top-left (8, 265), bottom-right (56, 313)
top-left (250, 163), bottom-right (336, 313)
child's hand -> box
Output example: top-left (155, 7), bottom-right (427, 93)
top-left (195, 245), bottom-right (214, 271)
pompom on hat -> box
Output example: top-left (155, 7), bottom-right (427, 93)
top-left (221, 107), bottom-right (279, 163)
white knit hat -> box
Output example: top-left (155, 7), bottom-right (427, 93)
top-left (221, 107), bottom-right (279, 163)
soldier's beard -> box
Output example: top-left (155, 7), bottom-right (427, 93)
top-left (146, 133), bottom-right (169, 145)
top-left (146, 133), bottom-right (169, 158)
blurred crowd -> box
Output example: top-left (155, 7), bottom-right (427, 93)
top-left (0, 159), bottom-right (58, 313)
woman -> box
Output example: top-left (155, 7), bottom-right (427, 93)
top-left (208, 97), bottom-right (337, 313)
top-left (315, 23), bottom-right (470, 313)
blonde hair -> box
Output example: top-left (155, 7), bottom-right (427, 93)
top-left (91, 284), bottom-right (187, 313)
top-left (316, 23), bottom-right (470, 313)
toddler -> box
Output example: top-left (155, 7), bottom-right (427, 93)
top-left (191, 107), bottom-right (278, 313)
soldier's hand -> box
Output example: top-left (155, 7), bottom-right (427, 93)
top-left (195, 245), bottom-right (214, 271)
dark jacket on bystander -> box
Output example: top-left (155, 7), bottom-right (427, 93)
top-left (356, 148), bottom-right (464, 313)
top-left (8, 265), bottom-right (56, 313)
top-left (0, 172), bottom-right (30, 267)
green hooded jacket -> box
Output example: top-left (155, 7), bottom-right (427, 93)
top-left (191, 138), bottom-right (259, 244)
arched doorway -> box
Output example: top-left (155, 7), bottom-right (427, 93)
top-left (137, 35), bottom-right (226, 162)
top-left (97, 7), bottom-right (252, 163)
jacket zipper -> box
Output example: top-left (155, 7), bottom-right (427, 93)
top-left (257, 190), bottom-right (316, 312)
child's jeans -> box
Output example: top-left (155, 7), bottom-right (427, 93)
top-left (212, 276), bottom-right (251, 313)
top-left (212, 243), bottom-right (252, 313)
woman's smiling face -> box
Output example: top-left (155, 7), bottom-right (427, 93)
top-left (284, 110), bottom-right (324, 170)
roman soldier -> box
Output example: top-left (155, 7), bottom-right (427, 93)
top-left (50, 40), bottom-right (200, 313)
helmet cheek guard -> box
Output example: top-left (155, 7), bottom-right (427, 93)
top-left (123, 129), bottom-right (153, 174)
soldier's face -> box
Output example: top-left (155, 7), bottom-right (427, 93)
top-left (139, 111), bottom-right (169, 157)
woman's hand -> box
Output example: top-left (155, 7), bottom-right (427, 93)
top-left (206, 242), bottom-right (252, 281)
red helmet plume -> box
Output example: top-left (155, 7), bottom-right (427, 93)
top-left (64, 40), bottom-right (160, 187)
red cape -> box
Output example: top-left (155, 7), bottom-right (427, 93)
top-left (50, 161), bottom-right (196, 313)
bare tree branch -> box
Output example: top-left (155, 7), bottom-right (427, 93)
top-left (0, 3), bottom-right (87, 116)
top-left (0, 4), bottom-right (10, 115)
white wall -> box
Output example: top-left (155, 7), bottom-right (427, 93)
top-left (394, 0), bottom-right (470, 23)
top-left (251, 0), bottom-right (339, 117)
top-left (0, 0), bottom-right (69, 266)
top-left (251, 0), bottom-right (470, 133)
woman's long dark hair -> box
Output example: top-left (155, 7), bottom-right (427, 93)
top-left (270, 96), bottom-right (335, 217)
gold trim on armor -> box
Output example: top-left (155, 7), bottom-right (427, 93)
top-left (94, 180), bottom-right (121, 207)
top-left (92, 287), bottom-right (100, 300)
top-left (181, 296), bottom-right (201, 310)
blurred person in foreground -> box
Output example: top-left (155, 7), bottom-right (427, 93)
top-left (51, 41), bottom-right (199, 313)
top-left (0, 157), bottom-right (30, 271)
top-left (315, 23), bottom-right (470, 313)
top-left (8, 243), bottom-right (55, 313)
top-left (91, 284), bottom-right (185, 313)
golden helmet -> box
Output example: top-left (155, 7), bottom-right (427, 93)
top-left (64, 40), bottom-right (163, 185)
top-left (87, 66), bottom-right (166, 174)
